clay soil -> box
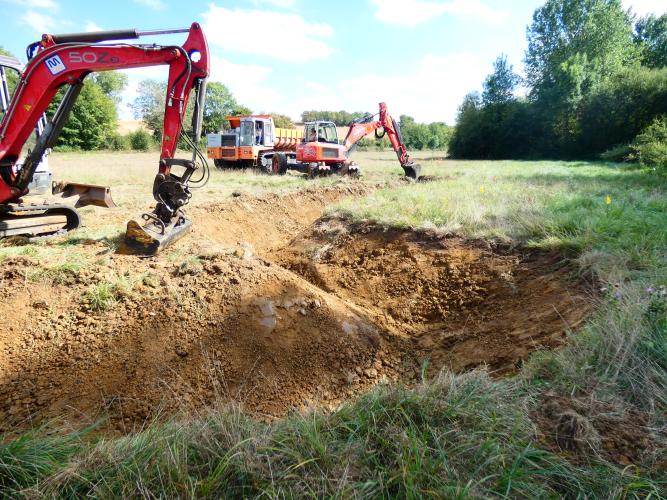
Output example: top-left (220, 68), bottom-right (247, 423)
top-left (0, 185), bottom-right (593, 434)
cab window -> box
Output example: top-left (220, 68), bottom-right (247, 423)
top-left (0, 67), bottom-right (19, 122)
top-left (240, 121), bottom-right (254, 146)
top-left (318, 123), bottom-right (338, 144)
top-left (305, 124), bottom-right (318, 142)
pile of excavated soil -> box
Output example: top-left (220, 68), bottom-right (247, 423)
top-left (0, 186), bottom-right (593, 434)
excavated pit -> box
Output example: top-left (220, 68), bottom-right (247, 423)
top-left (0, 187), bottom-right (593, 434)
top-left (273, 219), bottom-right (593, 374)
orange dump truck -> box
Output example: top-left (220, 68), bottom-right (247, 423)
top-left (207, 115), bottom-right (303, 170)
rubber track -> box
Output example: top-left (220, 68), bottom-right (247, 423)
top-left (0, 202), bottom-right (81, 241)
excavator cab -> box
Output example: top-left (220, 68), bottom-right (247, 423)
top-left (0, 55), bottom-right (21, 119)
top-left (1, 55), bottom-right (53, 196)
top-left (304, 121), bottom-right (338, 145)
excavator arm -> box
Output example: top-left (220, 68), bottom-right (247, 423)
top-left (342, 102), bottom-right (421, 179)
top-left (0, 23), bottom-right (210, 252)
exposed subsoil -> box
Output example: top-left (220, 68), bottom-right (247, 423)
top-left (0, 184), bottom-right (593, 435)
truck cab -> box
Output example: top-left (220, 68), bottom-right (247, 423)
top-left (207, 115), bottom-right (275, 167)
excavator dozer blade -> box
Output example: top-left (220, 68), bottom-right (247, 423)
top-left (403, 163), bottom-right (421, 180)
top-left (53, 182), bottom-right (117, 208)
top-left (121, 213), bottom-right (192, 255)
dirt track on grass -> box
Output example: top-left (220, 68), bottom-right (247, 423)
top-left (0, 185), bottom-right (592, 434)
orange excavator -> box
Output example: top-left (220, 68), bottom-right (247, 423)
top-left (0, 23), bottom-right (210, 253)
top-left (271, 102), bottom-right (420, 179)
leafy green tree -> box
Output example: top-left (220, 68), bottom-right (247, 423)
top-left (270, 113), bottom-right (295, 128)
top-left (301, 110), bottom-right (368, 126)
top-left (129, 129), bottom-right (153, 151)
top-left (132, 79), bottom-right (249, 138)
top-left (525, 0), bottom-right (639, 153)
top-left (632, 116), bottom-right (667, 167)
top-left (202, 82), bottom-right (241, 133)
top-left (57, 82), bottom-right (117, 150)
top-left (231, 105), bottom-right (252, 116)
top-left (90, 71), bottom-right (128, 104)
top-left (634, 14), bottom-right (667, 68)
top-left (450, 0), bottom-right (667, 161)
top-left (526, 0), bottom-right (638, 98)
top-left (396, 115), bottom-right (450, 151)
top-left (483, 55), bottom-right (521, 105)
top-left (578, 66), bottom-right (667, 155)
top-left (449, 93), bottom-right (486, 158)
top-left (131, 79), bottom-right (167, 139)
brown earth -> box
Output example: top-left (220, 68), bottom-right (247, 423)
top-left (0, 186), bottom-right (593, 434)
top-left (534, 392), bottom-right (664, 469)
top-left (273, 218), bottom-right (593, 375)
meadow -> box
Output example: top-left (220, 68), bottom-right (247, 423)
top-left (0, 150), bottom-right (665, 497)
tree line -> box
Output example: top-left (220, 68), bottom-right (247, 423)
top-left (302, 110), bottom-right (452, 151)
top-left (449, 0), bottom-right (667, 167)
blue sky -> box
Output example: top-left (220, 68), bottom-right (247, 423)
top-left (1, 0), bottom-right (665, 124)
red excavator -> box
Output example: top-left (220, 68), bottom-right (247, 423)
top-left (270, 102), bottom-right (421, 179)
top-left (0, 23), bottom-right (210, 253)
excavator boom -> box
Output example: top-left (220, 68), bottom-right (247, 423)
top-left (343, 102), bottom-right (421, 179)
top-left (0, 24), bottom-right (210, 252)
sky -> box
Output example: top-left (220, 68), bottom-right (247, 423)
top-left (1, 0), bottom-right (666, 124)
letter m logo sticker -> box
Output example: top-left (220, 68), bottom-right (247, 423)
top-left (45, 55), bottom-right (66, 75)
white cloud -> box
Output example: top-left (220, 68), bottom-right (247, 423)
top-left (252, 0), bottom-right (295, 6)
top-left (208, 56), bottom-right (280, 114)
top-left (85, 21), bottom-right (103, 32)
top-left (285, 54), bottom-right (491, 124)
top-left (202, 5), bottom-right (335, 62)
top-left (133, 0), bottom-right (164, 10)
top-left (21, 11), bottom-right (56, 34)
top-left (623, 0), bottom-right (667, 16)
top-left (3, 0), bottom-right (58, 8)
top-left (371, 0), bottom-right (509, 27)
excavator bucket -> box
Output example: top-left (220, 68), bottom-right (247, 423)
top-left (122, 211), bottom-right (192, 255)
top-left (403, 163), bottom-right (421, 180)
top-left (53, 182), bottom-right (117, 208)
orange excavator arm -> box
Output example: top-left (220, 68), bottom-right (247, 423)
top-left (342, 102), bottom-right (421, 179)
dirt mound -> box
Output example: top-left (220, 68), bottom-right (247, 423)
top-left (189, 183), bottom-right (370, 252)
top-left (0, 249), bottom-right (400, 433)
top-left (0, 188), bottom-right (593, 434)
top-left (274, 218), bottom-right (593, 374)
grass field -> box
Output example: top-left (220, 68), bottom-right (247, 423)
top-left (1, 151), bottom-right (666, 497)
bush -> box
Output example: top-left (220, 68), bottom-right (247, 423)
top-left (599, 144), bottom-right (633, 162)
top-left (103, 132), bottom-right (130, 151)
top-left (633, 116), bottom-right (667, 168)
top-left (52, 144), bottom-right (81, 153)
top-left (129, 129), bottom-right (154, 151)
